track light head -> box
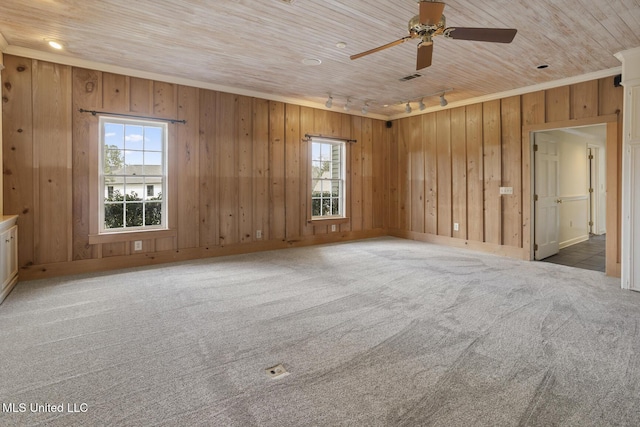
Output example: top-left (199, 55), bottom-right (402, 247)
top-left (325, 95), bottom-right (333, 109)
top-left (361, 103), bottom-right (369, 115)
top-left (419, 99), bottom-right (426, 111)
top-left (405, 102), bottom-right (412, 113)
top-left (344, 98), bottom-right (351, 111)
top-left (439, 94), bottom-right (448, 107)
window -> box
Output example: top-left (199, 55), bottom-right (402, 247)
top-left (99, 117), bottom-right (167, 232)
top-left (311, 138), bottom-right (346, 219)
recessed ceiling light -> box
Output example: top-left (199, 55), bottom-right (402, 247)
top-left (537, 64), bottom-right (549, 69)
top-left (48, 40), bottom-right (63, 49)
top-left (302, 58), bottom-right (322, 66)
top-left (336, 42), bottom-right (347, 49)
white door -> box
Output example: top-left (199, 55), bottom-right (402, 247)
top-left (535, 133), bottom-right (561, 260)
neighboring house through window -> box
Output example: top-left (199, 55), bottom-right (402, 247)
top-left (311, 138), bottom-right (346, 219)
top-left (99, 117), bottom-right (167, 232)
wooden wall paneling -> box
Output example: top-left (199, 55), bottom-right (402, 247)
top-left (102, 72), bottom-right (129, 112)
top-left (130, 238), bottom-right (155, 254)
top-left (483, 100), bottom-right (502, 245)
top-left (436, 110), bottom-right (452, 237)
top-left (269, 101), bottom-right (286, 240)
top-left (397, 118), bottom-right (410, 231)
top-left (372, 120), bottom-right (385, 229)
top-left (362, 118), bottom-right (374, 231)
top-left (32, 60), bottom-right (73, 264)
top-left (217, 93), bottom-right (239, 246)
top-left (299, 107), bottom-right (314, 237)
top-left (423, 113), bottom-right (438, 235)
top-left (154, 236), bottom-right (175, 252)
top-left (349, 116), bottom-right (363, 232)
top-left (176, 85), bottom-right (200, 249)
top-left (2, 55), bottom-right (35, 268)
top-left (501, 96), bottom-right (522, 247)
top-left (102, 242), bottom-right (126, 257)
top-left (450, 106), bottom-right (467, 240)
top-left (408, 116), bottom-right (424, 233)
top-left (72, 67), bottom-right (102, 260)
top-left (253, 98), bottom-right (270, 241)
top-left (153, 81), bottom-right (177, 119)
top-left (545, 85), bottom-right (571, 123)
top-left (129, 77), bottom-right (153, 114)
top-left (285, 104), bottom-right (301, 239)
top-left (571, 80), bottom-right (599, 119)
top-left (198, 89), bottom-right (218, 247)
top-left (598, 76), bottom-right (623, 116)
top-left (340, 114), bottom-right (352, 233)
top-left (388, 122), bottom-right (399, 229)
top-left (466, 103), bottom-right (484, 242)
top-left (522, 91), bottom-right (545, 126)
top-left (238, 95), bottom-right (254, 243)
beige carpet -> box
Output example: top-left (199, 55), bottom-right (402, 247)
top-left (1, 237), bottom-right (638, 426)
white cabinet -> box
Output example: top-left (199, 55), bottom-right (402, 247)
top-left (0, 215), bottom-right (18, 304)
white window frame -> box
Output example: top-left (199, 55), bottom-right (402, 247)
top-left (310, 138), bottom-right (346, 220)
top-left (98, 116), bottom-right (168, 234)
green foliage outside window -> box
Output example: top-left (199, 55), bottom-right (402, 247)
top-left (104, 190), bottom-right (162, 229)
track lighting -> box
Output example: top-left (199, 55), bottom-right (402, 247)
top-left (439, 94), bottom-right (448, 107)
top-left (405, 102), bottom-right (412, 114)
top-left (325, 95), bottom-right (333, 109)
top-left (361, 103), bottom-right (369, 115)
top-left (344, 98), bottom-right (351, 111)
top-left (419, 99), bottom-right (426, 111)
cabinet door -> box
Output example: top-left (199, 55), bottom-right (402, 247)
top-left (0, 228), bottom-right (9, 288)
top-left (7, 226), bottom-right (18, 280)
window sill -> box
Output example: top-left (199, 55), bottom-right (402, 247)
top-left (307, 217), bottom-right (350, 226)
top-left (89, 228), bottom-right (176, 245)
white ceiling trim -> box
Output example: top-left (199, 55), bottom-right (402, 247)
top-left (0, 40), bottom-right (623, 121)
top-left (388, 66), bottom-right (622, 120)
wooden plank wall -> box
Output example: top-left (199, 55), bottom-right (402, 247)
top-left (2, 55), bottom-right (386, 279)
top-left (388, 76), bottom-right (623, 262)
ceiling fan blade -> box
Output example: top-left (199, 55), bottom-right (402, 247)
top-left (350, 36), bottom-right (413, 60)
top-left (419, 1), bottom-right (445, 26)
top-left (446, 27), bottom-right (517, 43)
top-left (416, 43), bottom-right (433, 70)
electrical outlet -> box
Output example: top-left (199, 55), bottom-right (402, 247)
top-left (134, 240), bottom-right (142, 251)
top-left (453, 223), bottom-right (459, 231)
top-left (331, 224), bottom-right (337, 232)
top-left (256, 230), bottom-right (262, 239)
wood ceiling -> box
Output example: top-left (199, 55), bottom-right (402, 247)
top-left (1, 0), bottom-right (639, 117)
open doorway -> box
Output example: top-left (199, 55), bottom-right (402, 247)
top-left (533, 124), bottom-right (607, 272)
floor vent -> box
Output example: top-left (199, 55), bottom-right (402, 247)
top-left (265, 364), bottom-right (289, 379)
top-left (399, 73), bottom-right (422, 82)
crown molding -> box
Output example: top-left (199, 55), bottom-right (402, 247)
top-left (0, 33), bottom-right (8, 52)
top-left (388, 66), bottom-right (622, 121)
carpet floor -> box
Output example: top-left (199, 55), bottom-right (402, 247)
top-left (1, 237), bottom-right (639, 426)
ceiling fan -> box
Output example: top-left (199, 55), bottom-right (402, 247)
top-left (350, 0), bottom-right (517, 70)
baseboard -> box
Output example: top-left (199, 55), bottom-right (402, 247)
top-left (387, 229), bottom-right (528, 260)
top-left (559, 234), bottom-right (589, 249)
top-left (19, 229), bottom-right (387, 281)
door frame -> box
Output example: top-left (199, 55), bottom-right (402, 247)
top-left (523, 114), bottom-right (620, 277)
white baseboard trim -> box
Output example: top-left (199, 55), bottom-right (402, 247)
top-left (559, 235), bottom-right (590, 249)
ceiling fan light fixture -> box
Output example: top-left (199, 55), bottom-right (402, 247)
top-left (405, 102), bottom-right (412, 114)
top-left (439, 94), bottom-right (448, 107)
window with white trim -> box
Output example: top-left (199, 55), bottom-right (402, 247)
top-left (311, 138), bottom-right (346, 218)
top-left (99, 117), bottom-right (168, 232)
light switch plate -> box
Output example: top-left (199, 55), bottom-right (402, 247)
top-left (499, 187), bottom-right (513, 195)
